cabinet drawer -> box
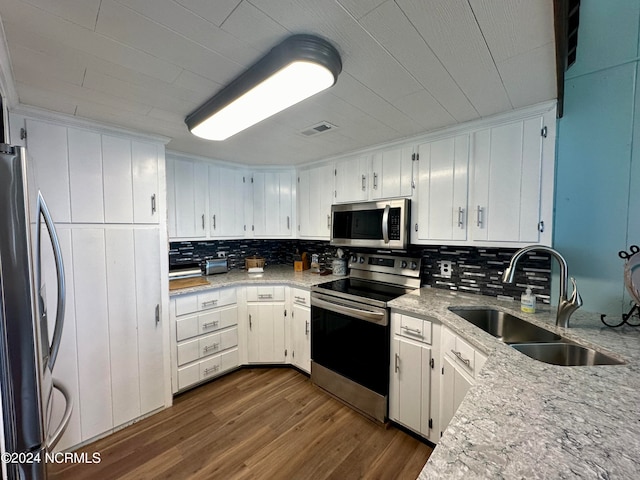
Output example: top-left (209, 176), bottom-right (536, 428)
top-left (199, 328), bottom-right (238, 359)
top-left (397, 315), bottom-right (432, 344)
top-left (246, 285), bottom-right (285, 302)
top-left (177, 338), bottom-right (200, 366)
top-left (174, 287), bottom-right (236, 316)
top-left (292, 288), bottom-right (311, 306)
top-left (177, 347), bottom-right (239, 390)
top-left (176, 305), bottom-right (237, 342)
top-left (443, 327), bottom-right (485, 376)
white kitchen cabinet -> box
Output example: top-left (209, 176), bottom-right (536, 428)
top-left (68, 128), bottom-right (104, 223)
top-left (370, 145), bottom-right (414, 200)
top-left (439, 327), bottom-right (488, 437)
top-left (290, 288), bottom-right (311, 373)
top-left (469, 112), bottom-right (554, 245)
top-left (414, 134), bottom-right (469, 242)
top-left (334, 154), bottom-right (370, 203)
top-left (252, 171), bottom-right (294, 237)
top-left (389, 313), bottom-right (437, 442)
top-left (170, 287), bottom-right (239, 393)
top-left (25, 118), bottom-right (71, 223)
top-left (169, 156), bottom-right (207, 238)
top-left (103, 134), bottom-right (134, 224)
top-left (132, 140), bottom-right (161, 224)
top-left (246, 285), bottom-right (286, 363)
top-left (208, 165), bottom-right (246, 238)
top-left (297, 163), bottom-right (334, 238)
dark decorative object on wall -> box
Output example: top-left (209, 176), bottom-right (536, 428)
top-left (169, 240), bottom-right (551, 303)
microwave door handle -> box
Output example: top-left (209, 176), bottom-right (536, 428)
top-left (37, 192), bottom-right (66, 370)
top-left (382, 204), bottom-right (390, 244)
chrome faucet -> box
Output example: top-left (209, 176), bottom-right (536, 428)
top-left (502, 245), bottom-right (583, 328)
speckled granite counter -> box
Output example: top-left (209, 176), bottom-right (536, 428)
top-left (169, 265), bottom-right (342, 296)
top-left (388, 288), bottom-right (640, 479)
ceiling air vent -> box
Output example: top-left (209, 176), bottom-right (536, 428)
top-left (299, 121), bottom-right (338, 137)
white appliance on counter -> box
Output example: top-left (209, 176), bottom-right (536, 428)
top-left (0, 144), bottom-right (72, 479)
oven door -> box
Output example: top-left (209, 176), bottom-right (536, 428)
top-left (310, 292), bottom-right (389, 421)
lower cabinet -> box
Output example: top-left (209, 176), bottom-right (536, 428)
top-left (389, 312), bottom-right (439, 443)
top-left (290, 288), bottom-right (311, 373)
top-left (246, 286), bottom-right (286, 363)
top-left (439, 326), bottom-right (488, 437)
top-left (170, 287), bottom-right (239, 393)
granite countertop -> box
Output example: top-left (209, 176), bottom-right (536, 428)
top-left (388, 288), bottom-right (640, 479)
top-left (168, 265), bottom-right (343, 295)
top-left (169, 268), bottom-right (640, 477)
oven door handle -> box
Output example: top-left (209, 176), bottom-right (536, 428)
top-left (311, 296), bottom-right (387, 325)
top-left (382, 204), bottom-right (390, 244)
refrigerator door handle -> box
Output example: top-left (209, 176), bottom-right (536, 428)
top-left (35, 191), bottom-right (66, 370)
top-left (46, 380), bottom-right (73, 450)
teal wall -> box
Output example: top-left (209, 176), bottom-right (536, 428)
top-left (555, 0), bottom-right (640, 315)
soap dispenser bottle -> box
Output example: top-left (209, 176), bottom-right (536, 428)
top-left (521, 286), bottom-right (536, 313)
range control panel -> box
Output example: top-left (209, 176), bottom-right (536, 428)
top-left (348, 252), bottom-right (421, 278)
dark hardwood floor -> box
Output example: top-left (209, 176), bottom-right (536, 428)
top-left (50, 368), bottom-right (432, 479)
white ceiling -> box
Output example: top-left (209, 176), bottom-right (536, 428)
top-left (0, 0), bottom-right (557, 165)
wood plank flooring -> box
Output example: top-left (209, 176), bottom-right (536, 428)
top-left (49, 368), bottom-right (432, 480)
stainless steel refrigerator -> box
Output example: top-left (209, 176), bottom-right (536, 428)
top-left (0, 143), bottom-right (72, 479)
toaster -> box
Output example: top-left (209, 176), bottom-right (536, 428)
top-left (203, 258), bottom-right (228, 275)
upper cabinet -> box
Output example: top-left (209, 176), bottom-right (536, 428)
top-left (25, 118), bottom-right (162, 226)
top-left (297, 163), bottom-right (334, 239)
top-left (334, 146), bottom-right (414, 203)
top-left (208, 165), bottom-right (246, 238)
top-left (411, 104), bottom-right (556, 247)
top-left (252, 170), bottom-right (294, 238)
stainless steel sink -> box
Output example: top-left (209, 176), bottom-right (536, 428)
top-left (448, 307), bottom-right (562, 343)
top-left (511, 342), bottom-right (625, 366)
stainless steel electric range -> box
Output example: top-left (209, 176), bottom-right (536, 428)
top-left (310, 252), bottom-right (422, 422)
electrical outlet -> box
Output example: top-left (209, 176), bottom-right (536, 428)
top-left (217, 251), bottom-right (226, 258)
top-left (439, 261), bottom-right (453, 278)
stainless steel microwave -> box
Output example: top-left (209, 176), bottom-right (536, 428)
top-left (330, 198), bottom-right (410, 249)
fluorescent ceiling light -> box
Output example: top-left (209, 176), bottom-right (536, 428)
top-left (185, 35), bottom-right (342, 141)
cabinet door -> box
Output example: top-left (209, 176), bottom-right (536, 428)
top-left (247, 304), bottom-right (285, 363)
top-left (292, 304), bottom-right (311, 373)
top-left (135, 227), bottom-right (165, 414)
top-left (132, 141), bottom-right (160, 224)
top-left (371, 146), bottom-right (413, 200)
top-left (335, 155), bottom-right (369, 203)
top-left (218, 167), bottom-right (245, 237)
top-left (440, 355), bottom-right (473, 437)
top-left (470, 117), bottom-right (544, 243)
top-left (68, 128), bottom-right (104, 223)
top-left (26, 119), bottom-right (71, 223)
top-left (416, 135), bottom-right (469, 241)
top-left (278, 171), bottom-right (293, 236)
top-left (297, 169), bottom-right (311, 236)
top-left (173, 158), bottom-right (207, 238)
top-left (103, 135), bottom-right (134, 224)
top-left (72, 229), bottom-right (113, 440)
top-left (298, 164), bottom-right (334, 238)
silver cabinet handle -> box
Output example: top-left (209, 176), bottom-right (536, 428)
top-left (395, 353), bottom-right (400, 373)
top-left (201, 214), bottom-right (205, 230)
top-left (155, 304), bottom-right (160, 326)
top-left (294, 295), bottom-right (307, 304)
top-left (451, 349), bottom-right (471, 367)
top-left (382, 204), bottom-right (390, 244)
top-left (151, 194), bottom-right (156, 214)
top-left (202, 320), bottom-right (219, 329)
top-left (203, 365), bottom-right (220, 376)
top-left (212, 214), bottom-right (216, 230)
top-left (202, 299), bottom-right (218, 308)
top-left (361, 174), bottom-right (366, 191)
top-left (401, 325), bottom-right (422, 336)
top-left (305, 320), bottom-right (309, 336)
top-left (249, 314), bottom-right (252, 330)
top-left (203, 342), bottom-right (219, 353)
top-left (258, 293), bottom-right (273, 299)
top-left (373, 172), bottom-right (378, 189)
top-left (476, 205), bottom-right (483, 227)
top-left (327, 214), bottom-right (331, 229)
top-left (457, 207), bottom-right (464, 228)
top-left (287, 216), bottom-right (290, 230)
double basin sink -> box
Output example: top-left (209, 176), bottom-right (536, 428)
top-left (448, 308), bottom-right (624, 366)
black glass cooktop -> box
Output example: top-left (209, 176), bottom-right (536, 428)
top-left (313, 278), bottom-right (412, 304)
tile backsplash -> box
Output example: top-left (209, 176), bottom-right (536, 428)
top-left (169, 240), bottom-right (551, 303)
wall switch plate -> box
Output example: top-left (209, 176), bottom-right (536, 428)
top-left (439, 261), bottom-right (453, 278)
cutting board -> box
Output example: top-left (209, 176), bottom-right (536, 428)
top-left (169, 276), bottom-right (209, 291)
